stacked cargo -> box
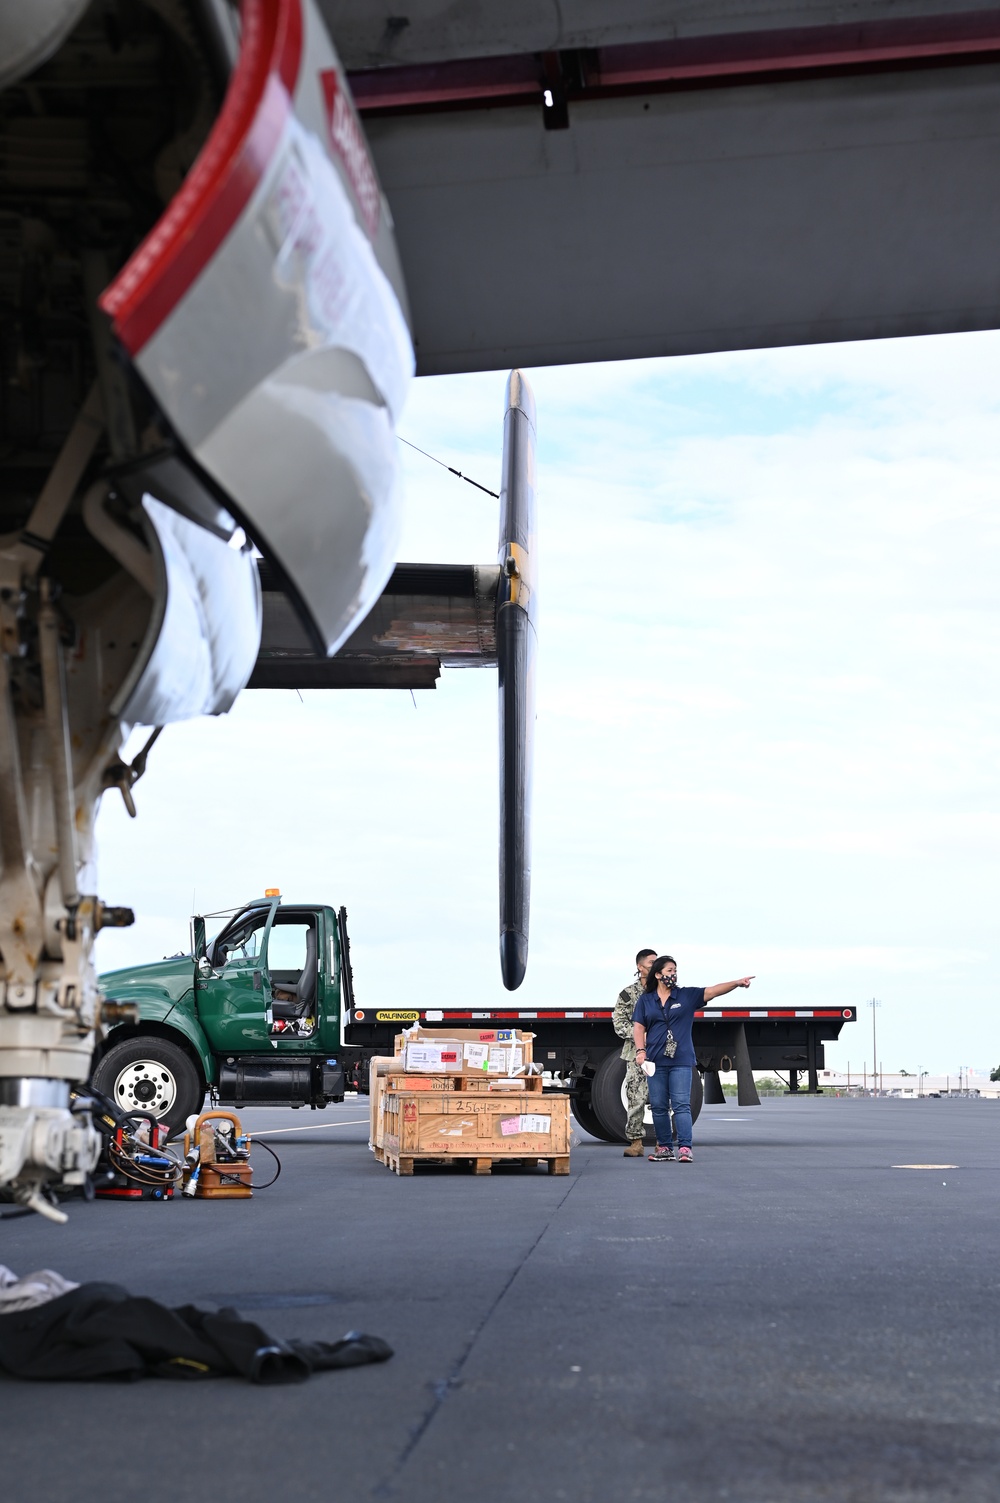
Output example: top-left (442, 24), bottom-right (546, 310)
top-left (370, 1027), bottom-right (570, 1176)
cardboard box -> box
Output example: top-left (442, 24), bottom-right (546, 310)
top-left (395, 1027), bottom-right (534, 1074)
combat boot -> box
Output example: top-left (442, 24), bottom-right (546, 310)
top-left (623, 1139), bottom-right (644, 1157)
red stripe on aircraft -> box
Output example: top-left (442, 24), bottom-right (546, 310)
top-left (350, 11), bottom-right (1000, 114)
top-left (100, 0), bottom-right (303, 354)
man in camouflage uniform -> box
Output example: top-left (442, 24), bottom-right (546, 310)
top-left (615, 949), bottom-right (657, 1157)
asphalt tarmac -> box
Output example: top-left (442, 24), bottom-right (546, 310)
top-left (2, 1096), bottom-right (999, 1502)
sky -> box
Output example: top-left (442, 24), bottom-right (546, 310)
top-left (93, 330), bottom-right (1000, 1078)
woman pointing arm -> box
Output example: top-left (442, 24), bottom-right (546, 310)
top-left (632, 958), bottom-right (754, 1163)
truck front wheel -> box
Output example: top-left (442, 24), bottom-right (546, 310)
top-left (92, 1036), bottom-right (205, 1139)
top-left (589, 1052), bottom-right (704, 1142)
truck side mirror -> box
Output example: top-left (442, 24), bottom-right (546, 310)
top-left (191, 915), bottom-right (207, 959)
top-left (197, 955), bottom-right (213, 977)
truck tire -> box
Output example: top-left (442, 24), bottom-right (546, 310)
top-left (92, 1035), bottom-right (205, 1139)
top-left (570, 1094), bottom-right (618, 1142)
top-left (589, 1052), bottom-right (704, 1142)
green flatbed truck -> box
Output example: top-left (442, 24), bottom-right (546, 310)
top-left (94, 895), bottom-right (356, 1136)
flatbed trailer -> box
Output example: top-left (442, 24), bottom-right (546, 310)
top-left (344, 1003), bottom-right (858, 1142)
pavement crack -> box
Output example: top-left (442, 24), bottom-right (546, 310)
top-left (372, 1172), bottom-right (582, 1495)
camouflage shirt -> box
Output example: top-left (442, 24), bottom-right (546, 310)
top-left (613, 978), bottom-right (643, 1060)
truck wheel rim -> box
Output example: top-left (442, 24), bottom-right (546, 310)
top-left (113, 1060), bottom-right (177, 1117)
top-left (620, 1077), bottom-right (654, 1126)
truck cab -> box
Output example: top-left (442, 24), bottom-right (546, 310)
top-left (93, 896), bottom-right (357, 1135)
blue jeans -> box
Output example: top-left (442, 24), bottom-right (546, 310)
top-left (648, 1063), bottom-right (693, 1149)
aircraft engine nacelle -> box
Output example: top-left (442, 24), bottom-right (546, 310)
top-left (0, 0), bottom-right (413, 1213)
top-left (99, 0), bottom-right (414, 660)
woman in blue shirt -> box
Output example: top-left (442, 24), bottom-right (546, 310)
top-left (632, 955), bottom-right (754, 1163)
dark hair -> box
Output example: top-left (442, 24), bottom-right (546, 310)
top-left (643, 955), bottom-right (676, 992)
top-left (635, 948), bottom-right (656, 967)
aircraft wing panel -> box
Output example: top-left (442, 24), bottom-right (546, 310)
top-left (340, 12), bottom-right (1000, 373)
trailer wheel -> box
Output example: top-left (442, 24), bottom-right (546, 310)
top-left (570, 1094), bottom-right (618, 1142)
top-left (92, 1035), bottom-right (204, 1139)
top-left (589, 1052), bottom-right (704, 1142)
top-left (690, 1067), bottom-right (704, 1125)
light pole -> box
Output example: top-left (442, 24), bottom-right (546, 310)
top-left (867, 999), bottom-right (881, 1097)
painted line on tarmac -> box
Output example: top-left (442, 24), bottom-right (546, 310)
top-left (892, 1163), bottom-right (959, 1169)
top-left (251, 1118), bottom-right (369, 1137)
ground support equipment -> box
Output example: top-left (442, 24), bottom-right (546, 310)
top-left (182, 1110), bottom-right (254, 1199)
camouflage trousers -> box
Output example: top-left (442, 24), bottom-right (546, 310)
top-left (624, 1059), bottom-right (649, 1140)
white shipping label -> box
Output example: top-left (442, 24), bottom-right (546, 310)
top-left (488, 1047), bottom-right (509, 1074)
top-left (499, 1114), bottom-right (552, 1136)
top-left (464, 1043), bottom-right (489, 1070)
top-left (403, 1044), bottom-right (445, 1072)
top-left (404, 1041), bottom-right (463, 1071)
top-left (509, 1047), bottom-right (524, 1074)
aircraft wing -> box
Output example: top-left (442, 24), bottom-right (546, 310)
top-left (324, 1), bottom-right (1000, 373)
top-left (251, 560), bottom-right (499, 689)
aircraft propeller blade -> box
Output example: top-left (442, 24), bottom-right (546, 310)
top-left (497, 370), bottom-right (537, 990)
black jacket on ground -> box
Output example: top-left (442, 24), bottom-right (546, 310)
top-left (0, 1282), bottom-right (392, 1382)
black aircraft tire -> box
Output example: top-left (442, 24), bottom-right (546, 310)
top-left (92, 1035), bottom-right (204, 1139)
top-left (570, 1094), bottom-right (618, 1142)
top-left (590, 1052), bottom-right (704, 1142)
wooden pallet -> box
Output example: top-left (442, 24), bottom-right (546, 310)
top-left (381, 1149), bottom-right (569, 1177)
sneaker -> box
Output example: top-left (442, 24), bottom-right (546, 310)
top-left (647, 1145), bottom-right (675, 1163)
top-left (678, 1146), bottom-right (693, 1164)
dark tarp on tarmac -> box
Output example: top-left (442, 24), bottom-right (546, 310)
top-left (0, 1282), bottom-right (392, 1382)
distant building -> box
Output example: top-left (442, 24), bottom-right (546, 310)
top-left (818, 1068), bottom-right (999, 1098)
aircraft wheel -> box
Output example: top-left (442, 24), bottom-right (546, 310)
top-left (93, 1035), bottom-right (204, 1138)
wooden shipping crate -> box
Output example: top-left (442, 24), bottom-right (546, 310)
top-left (385, 1073), bottom-right (544, 1095)
top-left (368, 1056), bottom-right (400, 1156)
top-left (371, 1060), bottom-right (543, 1162)
top-left (380, 1090), bottom-right (570, 1176)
